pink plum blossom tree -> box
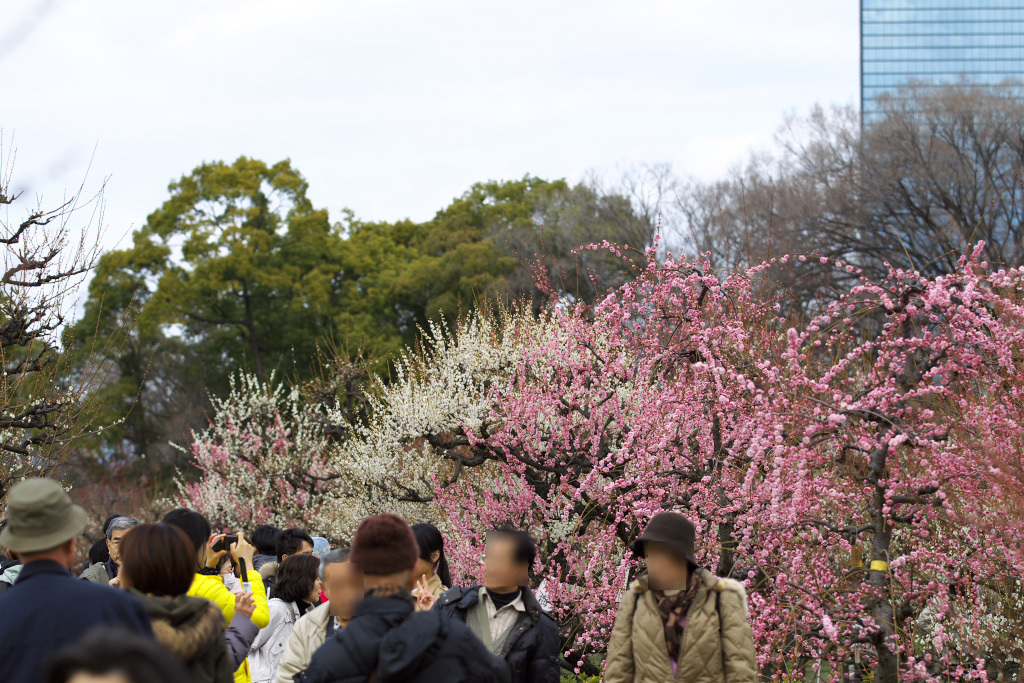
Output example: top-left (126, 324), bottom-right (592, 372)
top-left (434, 243), bottom-right (1024, 681)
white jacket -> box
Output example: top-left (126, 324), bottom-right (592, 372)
top-left (248, 598), bottom-right (302, 683)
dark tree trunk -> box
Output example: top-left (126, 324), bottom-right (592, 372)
top-left (241, 280), bottom-right (265, 382)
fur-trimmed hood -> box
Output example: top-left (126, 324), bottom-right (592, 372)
top-left (129, 589), bottom-right (226, 661)
top-left (258, 560), bottom-right (278, 580)
top-left (628, 567), bottom-right (749, 617)
top-left (252, 553), bottom-right (276, 572)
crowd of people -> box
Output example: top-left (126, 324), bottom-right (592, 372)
top-left (0, 478), bottom-right (757, 683)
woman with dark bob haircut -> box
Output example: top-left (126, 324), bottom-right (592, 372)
top-left (248, 553), bottom-right (321, 683)
top-left (118, 523), bottom-right (234, 683)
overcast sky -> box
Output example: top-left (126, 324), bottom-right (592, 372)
top-left (3, 0), bottom-right (860, 255)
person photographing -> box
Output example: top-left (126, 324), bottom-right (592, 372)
top-left (163, 508), bottom-right (270, 683)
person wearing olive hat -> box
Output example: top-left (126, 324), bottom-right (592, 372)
top-left (0, 478), bottom-right (153, 683)
top-left (604, 511), bottom-right (757, 683)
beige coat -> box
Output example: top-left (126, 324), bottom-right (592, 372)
top-left (425, 573), bottom-right (446, 600)
top-left (413, 573), bottom-right (447, 612)
top-left (274, 602), bottom-right (344, 683)
top-left (604, 568), bottom-right (757, 683)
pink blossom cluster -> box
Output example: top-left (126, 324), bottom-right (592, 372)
top-left (435, 244), bottom-right (1024, 681)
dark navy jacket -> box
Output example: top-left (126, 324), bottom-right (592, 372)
top-left (0, 560), bottom-right (153, 683)
top-left (435, 585), bottom-right (560, 683)
top-left (297, 588), bottom-right (510, 683)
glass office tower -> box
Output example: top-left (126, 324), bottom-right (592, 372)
top-left (861, 0), bottom-right (1024, 123)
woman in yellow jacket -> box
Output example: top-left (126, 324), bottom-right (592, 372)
top-left (164, 508), bottom-right (270, 683)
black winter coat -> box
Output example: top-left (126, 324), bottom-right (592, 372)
top-left (434, 585), bottom-right (560, 683)
top-left (296, 587), bottom-right (510, 683)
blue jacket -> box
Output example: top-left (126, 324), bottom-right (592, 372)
top-left (297, 587), bottom-right (510, 683)
top-left (0, 560), bottom-right (154, 683)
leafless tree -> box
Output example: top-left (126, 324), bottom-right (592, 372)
top-left (0, 140), bottom-right (105, 500)
top-left (854, 81), bottom-right (1024, 275)
top-left (665, 82), bottom-right (1024, 311)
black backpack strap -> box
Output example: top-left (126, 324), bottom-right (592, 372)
top-left (715, 582), bottom-right (727, 675)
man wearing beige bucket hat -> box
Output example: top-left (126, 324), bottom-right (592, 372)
top-left (0, 478), bottom-right (153, 683)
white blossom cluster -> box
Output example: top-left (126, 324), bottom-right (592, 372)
top-left (324, 310), bottom-right (559, 536)
top-left (914, 576), bottom-right (1024, 671)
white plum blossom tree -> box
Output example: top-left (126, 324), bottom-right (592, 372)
top-left (177, 308), bottom-right (554, 539)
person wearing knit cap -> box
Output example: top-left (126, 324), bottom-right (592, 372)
top-left (433, 525), bottom-right (560, 683)
top-left (604, 511), bottom-right (757, 683)
top-left (296, 513), bottom-right (510, 683)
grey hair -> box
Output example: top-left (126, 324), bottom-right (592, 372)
top-left (106, 516), bottom-right (141, 539)
top-left (319, 547), bottom-right (351, 581)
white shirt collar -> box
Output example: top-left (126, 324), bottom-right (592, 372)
top-left (481, 587), bottom-right (527, 613)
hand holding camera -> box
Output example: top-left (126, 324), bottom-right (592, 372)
top-left (211, 534), bottom-right (238, 553)
top-left (205, 531), bottom-right (254, 570)
top-left (229, 531), bottom-right (256, 569)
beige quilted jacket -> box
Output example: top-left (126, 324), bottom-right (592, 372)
top-left (274, 602), bottom-right (334, 683)
top-left (604, 568), bottom-right (757, 683)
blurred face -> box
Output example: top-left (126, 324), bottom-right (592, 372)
top-left (107, 528), bottom-right (131, 565)
top-left (483, 535), bottom-right (528, 590)
top-left (68, 674), bottom-right (131, 683)
top-left (323, 561), bottom-right (362, 620)
top-left (413, 551), bottom-right (439, 581)
top-left (196, 542), bottom-right (208, 571)
top-left (644, 542), bottom-right (690, 590)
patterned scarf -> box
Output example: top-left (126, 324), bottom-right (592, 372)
top-left (651, 571), bottom-right (700, 662)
